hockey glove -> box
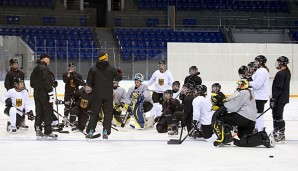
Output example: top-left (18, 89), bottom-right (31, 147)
top-left (26, 110), bottom-right (35, 121)
top-left (270, 98), bottom-right (277, 109)
top-left (132, 93), bottom-right (139, 99)
top-left (48, 92), bottom-right (55, 104)
top-left (53, 81), bottom-right (58, 88)
top-left (212, 105), bottom-right (220, 111)
top-left (5, 98), bottom-right (12, 107)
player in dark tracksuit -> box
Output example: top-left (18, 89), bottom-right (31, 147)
top-left (62, 63), bottom-right (84, 120)
top-left (5, 59), bottom-right (25, 91)
top-left (30, 54), bottom-right (57, 138)
top-left (69, 86), bottom-right (93, 131)
top-left (271, 56), bottom-right (291, 142)
top-left (85, 51), bottom-right (122, 139)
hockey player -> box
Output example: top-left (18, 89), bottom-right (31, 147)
top-left (168, 83), bottom-right (194, 136)
top-left (213, 80), bottom-right (273, 148)
top-left (4, 59), bottom-right (25, 91)
top-left (172, 81), bottom-right (181, 100)
top-left (85, 51), bottom-right (122, 139)
top-left (62, 63), bottom-right (84, 124)
top-left (192, 85), bottom-right (214, 140)
top-left (2, 78), bottom-right (34, 132)
top-left (184, 66), bottom-right (202, 86)
top-left (210, 83), bottom-right (226, 111)
top-left (112, 80), bottom-right (131, 126)
top-left (271, 56), bottom-right (291, 142)
top-left (147, 61), bottom-right (174, 119)
top-left (69, 85), bottom-right (93, 131)
top-left (155, 90), bottom-right (181, 133)
top-left (249, 55), bottom-right (270, 132)
top-left (127, 73), bottom-right (153, 129)
top-left (30, 54), bottom-right (58, 139)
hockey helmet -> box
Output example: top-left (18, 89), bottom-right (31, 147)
top-left (255, 55), bottom-right (267, 65)
top-left (13, 77), bottom-right (24, 90)
top-left (9, 59), bottom-right (18, 65)
top-left (238, 65), bottom-right (248, 79)
top-left (134, 73), bottom-right (144, 82)
top-left (194, 85), bottom-right (207, 96)
top-left (68, 63), bottom-right (75, 67)
top-left (211, 83), bottom-right (221, 93)
top-left (163, 90), bottom-right (173, 100)
top-left (275, 56), bottom-right (289, 69)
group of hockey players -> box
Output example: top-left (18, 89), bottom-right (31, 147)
top-left (1, 52), bottom-right (291, 147)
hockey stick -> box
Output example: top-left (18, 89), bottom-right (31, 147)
top-left (256, 107), bottom-right (271, 119)
top-left (53, 109), bottom-right (101, 139)
top-left (167, 127), bottom-right (195, 145)
top-left (121, 110), bottom-right (132, 128)
top-left (54, 87), bottom-right (59, 123)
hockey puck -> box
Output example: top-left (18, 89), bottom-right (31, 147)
top-left (269, 155), bottom-right (274, 158)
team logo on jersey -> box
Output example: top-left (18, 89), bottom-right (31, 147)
top-left (80, 99), bottom-right (88, 108)
top-left (158, 79), bottom-right (164, 86)
top-left (16, 99), bottom-right (22, 107)
top-left (70, 79), bottom-right (76, 88)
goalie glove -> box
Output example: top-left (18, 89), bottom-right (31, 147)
top-left (26, 110), bottom-right (35, 121)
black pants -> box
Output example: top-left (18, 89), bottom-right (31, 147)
top-left (152, 92), bottom-right (163, 104)
top-left (86, 95), bottom-right (113, 135)
top-left (143, 101), bottom-right (153, 113)
top-left (201, 125), bottom-right (213, 139)
top-left (70, 107), bottom-right (89, 131)
top-left (218, 112), bottom-right (255, 138)
top-left (255, 100), bottom-right (267, 113)
top-left (272, 103), bottom-right (286, 132)
top-left (34, 91), bottom-right (53, 134)
top-left (64, 95), bottom-right (72, 117)
top-left (172, 111), bottom-right (192, 132)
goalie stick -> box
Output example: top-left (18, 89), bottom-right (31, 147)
top-left (53, 109), bottom-right (101, 139)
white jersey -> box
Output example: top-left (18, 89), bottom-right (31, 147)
top-left (249, 67), bottom-right (269, 100)
top-left (147, 70), bottom-right (174, 93)
top-left (113, 87), bottom-right (131, 105)
top-left (2, 88), bottom-right (30, 113)
top-left (192, 95), bottom-right (214, 125)
top-left (172, 89), bottom-right (181, 103)
top-left (127, 84), bottom-right (153, 104)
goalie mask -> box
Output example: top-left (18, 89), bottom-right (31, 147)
top-left (134, 73), bottom-right (144, 82)
top-left (275, 56), bottom-right (289, 70)
top-left (163, 90), bottom-right (173, 101)
top-left (211, 83), bottom-right (221, 93)
top-left (83, 85), bottom-right (92, 94)
top-left (236, 80), bottom-right (249, 91)
top-left (13, 77), bottom-right (25, 91)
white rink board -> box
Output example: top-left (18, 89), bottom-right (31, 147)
top-left (167, 43), bottom-right (298, 96)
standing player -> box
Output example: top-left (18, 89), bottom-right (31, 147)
top-left (249, 55), bottom-right (270, 132)
top-left (4, 59), bottom-right (25, 91)
top-left (271, 56), bottom-right (291, 142)
top-left (85, 51), bottom-right (122, 139)
top-left (30, 54), bottom-right (58, 139)
top-left (147, 61), bottom-right (174, 119)
top-left (62, 63), bottom-right (84, 124)
top-left (184, 66), bottom-right (202, 86)
top-left (172, 81), bottom-right (181, 100)
top-left (2, 78), bottom-right (34, 132)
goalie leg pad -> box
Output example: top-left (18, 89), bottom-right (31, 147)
top-left (133, 100), bottom-right (146, 129)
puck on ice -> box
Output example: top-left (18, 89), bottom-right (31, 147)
top-left (269, 156), bottom-right (274, 158)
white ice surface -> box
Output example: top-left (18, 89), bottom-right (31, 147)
top-left (0, 98), bottom-right (298, 171)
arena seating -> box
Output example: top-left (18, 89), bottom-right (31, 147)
top-left (291, 30), bottom-right (298, 41)
top-left (0, 0), bottom-right (54, 8)
top-left (137, 0), bottom-right (289, 12)
top-left (114, 28), bottom-right (225, 61)
top-left (0, 26), bottom-right (99, 59)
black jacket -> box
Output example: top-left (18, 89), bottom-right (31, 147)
top-left (183, 94), bottom-right (195, 118)
top-left (63, 71), bottom-right (84, 96)
top-left (30, 60), bottom-right (53, 93)
top-left (184, 74), bottom-right (202, 86)
top-left (73, 88), bottom-right (93, 110)
top-left (4, 69), bottom-right (25, 90)
top-left (86, 61), bottom-right (122, 97)
top-left (272, 69), bottom-right (291, 104)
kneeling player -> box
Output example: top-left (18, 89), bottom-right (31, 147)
top-left (168, 83), bottom-right (194, 136)
top-left (2, 78), bottom-right (34, 132)
top-left (112, 80), bottom-right (131, 126)
top-left (155, 90), bottom-right (181, 133)
top-left (213, 80), bottom-right (274, 148)
top-left (69, 85), bottom-right (93, 131)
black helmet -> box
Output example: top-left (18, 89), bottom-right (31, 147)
top-left (68, 63), bottom-right (75, 67)
top-left (238, 65), bottom-right (248, 75)
top-left (255, 55), bottom-right (267, 64)
top-left (211, 83), bottom-right (221, 93)
top-left (277, 56), bottom-right (289, 66)
top-left (163, 90), bottom-right (173, 96)
top-left (189, 66), bottom-right (198, 72)
top-left (159, 60), bottom-right (166, 65)
top-left (183, 83), bottom-right (195, 92)
top-left (172, 81), bottom-right (180, 87)
top-left (195, 85), bottom-right (207, 96)
top-left (13, 77), bottom-right (24, 88)
top-left (9, 59), bottom-right (18, 65)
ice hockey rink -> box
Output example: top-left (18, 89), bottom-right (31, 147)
top-left (0, 97), bottom-right (298, 171)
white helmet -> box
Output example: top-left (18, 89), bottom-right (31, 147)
top-left (134, 73), bottom-right (144, 82)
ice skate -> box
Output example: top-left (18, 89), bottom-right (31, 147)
top-left (10, 126), bottom-right (17, 133)
top-left (102, 129), bottom-right (108, 140)
top-left (6, 121), bottom-right (11, 132)
top-left (85, 130), bottom-right (94, 139)
top-left (273, 131), bottom-right (285, 142)
top-left (44, 133), bottom-right (58, 140)
top-left (19, 121), bottom-right (29, 129)
top-left (36, 127), bottom-right (44, 140)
